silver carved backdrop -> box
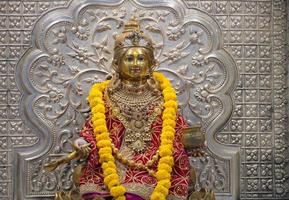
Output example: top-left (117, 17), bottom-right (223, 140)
top-left (17, 0), bottom-right (239, 199)
top-left (0, 0), bottom-right (286, 200)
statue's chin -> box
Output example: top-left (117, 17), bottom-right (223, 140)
top-left (119, 75), bottom-right (149, 83)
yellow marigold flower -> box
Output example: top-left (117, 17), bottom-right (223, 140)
top-left (103, 167), bottom-right (117, 176)
top-left (89, 89), bottom-right (102, 99)
top-left (162, 76), bottom-right (171, 81)
top-left (162, 119), bottom-right (176, 127)
top-left (161, 138), bottom-right (174, 145)
top-left (93, 125), bottom-right (108, 133)
top-left (110, 185), bottom-right (126, 197)
top-left (157, 76), bottom-right (171, 85)
top-left (159, 156), bottom-right (174, 166)
top-left (159, 143), bottom-right (173, 150)
top-left (92, 118), bottom-right (106, 127)
top-left (163, 107), bottom-right (176, 116)
top-left (104, 173), bottom-right (119, 185)
top-left (159, 149), bottom-right (171, 157)
top-left (92, 113), bottom-right (106, 121)
top-left (96, 140), bottom-right (111, 148)
top-left (158, 179), bottom-right (171, 189)
top-left (89, 84), bottom-right (101, 91)
top-left (163, 100), bottom-right (178, 109)
top-left (91, 104), bottom-right (105, 114)
top-left (155, 169), bottom-right (171, 180)
top-left (96, 132), bottom-right (110, 141)
top-left (163, 92), bottom-right (177, 101)
top-left (99, 153), bottom-right (114, 163)
top-left (159, 145), bottom-right (173, 157)
top-left (162, 130), bottom-right (174, 137)
top-left (163, 88), bottom-right (175, 94)
top-left (160, 83), bottom-right (170, 90)
top-left (153, 72), bottom-right (163, 79)
top-left (162, 113), bottom-right (176, 121)
top-left (89, 97), bottom-right (104, 107)
top-left (98, 81), bottom-right (110, 90)
top-left (155, 184), bottom-right (169, 196)
top-left (157, 163), bottom-right (172, 174)
top-left (115, 196), bottom-right (126, 200)
top-left (161, 131), bottom-right (174, 140)
top-left (108, 179), bottom-right (120, 189)
top-left (98, 146), bottom-right (112, 155)
top-left (151, 191), bottom-right (166, 200)
top-left (162, 125), bottom-right (175, 133)
top-left (102, 161), bottom-right (116, 169)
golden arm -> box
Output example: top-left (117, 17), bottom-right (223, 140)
top-left (44, 142), bottom-right (91, 172)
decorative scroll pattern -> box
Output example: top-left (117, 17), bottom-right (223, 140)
top-left (190, 154), bottom-right (229, 193)
top-left (25, 2), bottom-right (235, 130)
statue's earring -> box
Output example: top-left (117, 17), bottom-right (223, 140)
top-left (108, 73), bottom-right (121, 94)
top-left (147, 72), bottom-right (161, 96)
top-left (151, 59), bottom-right (159, 71)
top-left (112, 59), bottom-right (118, 72)
top-left (147, 59), bottom-right (158, 76)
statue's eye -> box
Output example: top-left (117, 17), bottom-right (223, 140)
top-left (138, 56), bottom-right (144, 61)
top-left (126, 56), bottom-right (133, 62)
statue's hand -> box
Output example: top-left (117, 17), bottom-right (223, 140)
top-left (43, 159), bottom-right (62, 172)
top-left (72, 142), bottom-right (91, 160)
top-left (43, 138), bottom-right (91, 172)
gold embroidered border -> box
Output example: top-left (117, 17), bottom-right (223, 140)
top-left (80, 182), bottom-right (186, 200)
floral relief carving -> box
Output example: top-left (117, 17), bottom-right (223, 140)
top-left (259, 2), bottom-right (272, 15)
top-left (245, 134), bottom-right (258, 147)
top-left (230, 2), bottom-right (242, 14)
top-left (247, 179), bottom-right (259, 192)
top-left (246, 164), bottom-right (258, 177)
top-left (200, 1), bottom-right (213, 13)
top-left (23, 2), bottom-right (36, 14)
top-left (25, 1), bottom-right (236, 131)
top-left (245, 2), bottom-right (257, 14)
top-left (230, 16), bottom-right (242, 29)
top-left (8, 2), bottom-right (21, 14)
top-left (215, 1), bottom-right (227, 14)
top-left (244, 31), bottom-right (257, 43)
top-left (16, 0), bottom-right (238, 198)
top-left (190, 155), bottom-right (228, 192)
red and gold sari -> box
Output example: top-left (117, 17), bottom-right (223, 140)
top-left (79, 102), bottom-right (190, 200)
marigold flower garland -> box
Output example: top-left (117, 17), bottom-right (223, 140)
top-left (88, 72), bottom-right (178, 200)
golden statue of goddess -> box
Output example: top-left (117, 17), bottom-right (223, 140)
top-left (45, 17), bottom-right (214, 200)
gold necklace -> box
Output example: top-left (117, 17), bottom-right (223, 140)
top-left (111, 88), bottom-right (157, 108)
top-left (111, 143), bottom-right (159, 176)
top-left (106, 88), bottom-right (163, 153)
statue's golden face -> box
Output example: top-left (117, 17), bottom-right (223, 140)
top-left (118, 47), bottom-right (150, 80)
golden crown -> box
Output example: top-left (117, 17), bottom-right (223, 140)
top-left (114, 16), bottom-right (154, 52)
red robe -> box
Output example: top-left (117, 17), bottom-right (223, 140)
top-left (79, 101), bottom-right (190, 200)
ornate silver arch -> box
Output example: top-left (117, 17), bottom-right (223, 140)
top-left (15, 0), bottom-right (239, 199)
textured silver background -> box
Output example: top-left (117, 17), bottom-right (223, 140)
top-left (0, 0), bottom-right (287, 200)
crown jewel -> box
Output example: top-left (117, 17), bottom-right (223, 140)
top-left (114, 16), bottom-right (154, 51)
